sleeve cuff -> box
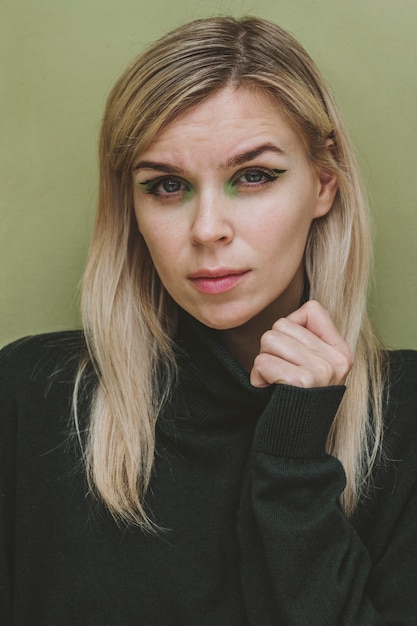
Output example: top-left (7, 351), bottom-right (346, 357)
top-left (253, 384), bottom-right (345, 459)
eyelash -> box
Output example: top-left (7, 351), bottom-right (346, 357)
top-left (139, 167), bottom-right (287, 198)
top-left (233, 168), bottom-right (286, 188)
top-left (140, 177), bottom-right (190, 197)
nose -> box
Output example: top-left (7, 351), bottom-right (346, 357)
top-left (190, 191), bottom-right (234, 246)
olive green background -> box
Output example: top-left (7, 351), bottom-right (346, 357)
top-left (1, 0), bottom-right (416, 348)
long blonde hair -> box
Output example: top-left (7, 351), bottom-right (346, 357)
top-left (76, 16), bottom-right (385, 527)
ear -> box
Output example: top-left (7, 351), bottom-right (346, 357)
top-left (312, 170), bottom-right (338, 219)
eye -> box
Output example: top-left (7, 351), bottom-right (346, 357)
top-left (241, 169), bottom-right (271, 184)
top-left (232, 167), bottom-right (286, 189)
top-left (140, 176), bottom-right (190, 198)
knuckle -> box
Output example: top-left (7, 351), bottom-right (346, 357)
top-left (253, 352), bottom-right (270, 371)
top-left (316, 359), bottom-right (333, 384)
top-left (305, 299), bottom-right (320, 312)
top-left (260, 328), bottom-right (281, 351)
top-left (271, 317), bottom-right (288, 332)
top-left (333, 348), bottom-right (354, 377)
top-left (298, 369), bottom-right (316, 388)
top-left (259, 332), bottom-right (273, 352)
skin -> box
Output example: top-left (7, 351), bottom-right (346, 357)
top-left (132, 87), bottom-right (353, 388)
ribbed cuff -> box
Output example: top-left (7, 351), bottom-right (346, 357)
top-left (253, 384), bottom-right (345, 459)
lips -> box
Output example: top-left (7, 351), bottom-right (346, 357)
top-left (188, 268), bottom-right (249, 294)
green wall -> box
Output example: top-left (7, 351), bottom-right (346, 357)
top-left (1, 0), bottom-right (416, 348)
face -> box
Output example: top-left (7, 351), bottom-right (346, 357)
top-left (132, 87), bottom-right (337, 334)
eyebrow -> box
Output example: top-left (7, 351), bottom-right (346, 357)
top-left (224, 143), bottom-right (286, 169)
top-left (132, 160), bottom-right (185, 175)
top-left (132, 142), bottom-right (286, 175)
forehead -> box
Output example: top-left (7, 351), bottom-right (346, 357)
top-left (137, 87), bottom-right (304, 161)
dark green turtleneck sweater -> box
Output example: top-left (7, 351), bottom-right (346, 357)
top-left (1, 315), bottom-right (417, 625)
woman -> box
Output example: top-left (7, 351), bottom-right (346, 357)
top-left (1, 16), bottom-right (417, 625)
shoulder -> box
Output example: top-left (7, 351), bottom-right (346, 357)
top-left (0, 331), bottom-right (86, 397)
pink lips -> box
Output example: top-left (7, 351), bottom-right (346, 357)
top-left (188, 269), bottom-right (249, 294)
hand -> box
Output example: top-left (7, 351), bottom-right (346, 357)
top-left (250, 300), bottom-right (354, 388)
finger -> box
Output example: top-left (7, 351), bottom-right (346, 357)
top-left (260, 326), bottom-right (316, 367)
top-left (250, 352), bottom-right (331, 388)
top-left (252, 333), bottom-right (342, 387)
top-left (250, 353), bottom-right (291, 387)
top-left (286, 300), bottom-right (347, 352)
top-left (251, 303), bottom-right (354, 387)
top-left (267, 318), bottom-right (353, 375)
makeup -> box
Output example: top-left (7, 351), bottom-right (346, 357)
top-left (225, 168), bottom-right (286, 197)
top-left (139, 176), bottom-right (194, 201)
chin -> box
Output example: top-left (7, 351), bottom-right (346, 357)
top-left (190, 307), bottom-right (256, 331)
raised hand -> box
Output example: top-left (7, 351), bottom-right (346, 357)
top-left (250, 300), bottom-right (354, 389)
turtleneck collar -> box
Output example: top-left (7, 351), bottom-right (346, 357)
top-left (173, 310), bottom-right (274, 425)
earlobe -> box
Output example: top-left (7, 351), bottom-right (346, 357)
top-left (313, 171), bottom-right (338, 218)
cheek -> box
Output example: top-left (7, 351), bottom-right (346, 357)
top-left (258, 209), bottom-right (313, 254)
top-left (252, 180), bottom-right (317, 238)
top-left (141, 231), bottom-right (169, 267)
top-left (137, 218), bottom-right (184, 282)
top-left (135, 209), bottom-right (167, 252)
top-left (134, 199), bottom-right (186, 255)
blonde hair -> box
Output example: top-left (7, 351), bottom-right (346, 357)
top-left (76, 16), bottom-right (385, 527)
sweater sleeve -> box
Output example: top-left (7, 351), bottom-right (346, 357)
top-left (0, 333), bottom-right (84, 626)
top-left (0, 360), bottom-right (16, 625)
top-left (238, 383), bottom-right (417, 625)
